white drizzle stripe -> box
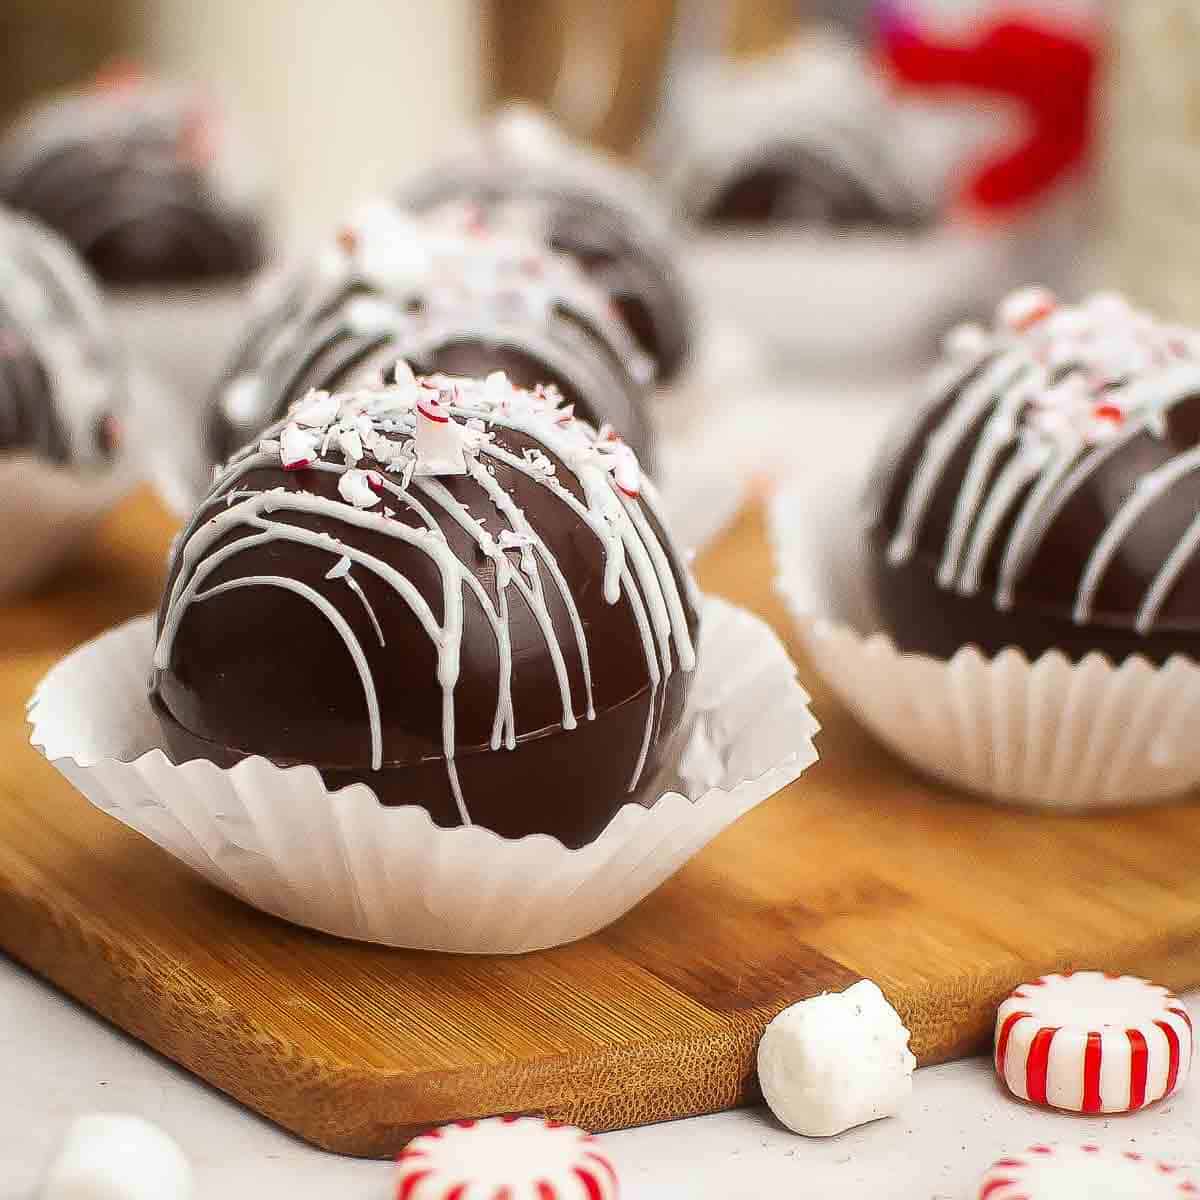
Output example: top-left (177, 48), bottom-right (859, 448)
top-left (883, 289), bottom-right (1200, 633)
top-left (866, 350), bottom-right (992, 531)
top-left (999, 365), bottom-right (1200, 598)
top-left (196, 575), bottom-right (381, 768)
top-left (160, 369), bottom-right (694, 818)
top-left (619, 565), bottom-right (661, 791)
top-left (1138, 512), bottom-right (1200, 633)
top-left (456, 461), bottom-right (592, 725)
top-left (1075, 445), bottom-right (1200, 622)
top-left (343, 573), bottom-right (385, 647)
top-left (995, 444), bottom-right (1081, 610)
top-left (957, 444), bottom-right (1052, 596)
top-left (887, 355), bottom-right (1026, 565)
top-left (937, 406), bottom-right (1022, 589)
top-left (412, 476), bottom-right (519, 747)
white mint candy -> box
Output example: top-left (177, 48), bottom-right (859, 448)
top-left (977, 1143), bottom-right (1200, 1199)
top-left (995, 972), bottom-right (1193, 1114)
top-left (41, 1114), bottom-right (193, 1200)
top-left (394, 1116), bottom-right (619, 1199)
top-left (757, 979), bottom-right (916, 1137)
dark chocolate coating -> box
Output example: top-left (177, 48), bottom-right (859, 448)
top-left (404, 179), bottom-right (692, 384)
top-left (868, 360), bottom-right (1200, 665)
top-left (1, 125), bottom-right (265, 286)
top-left (153, 420), bottom-right (699, 847)
top-left (701, 145), bottom-right (930, 232)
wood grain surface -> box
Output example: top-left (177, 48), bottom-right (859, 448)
top-left (4, 488), bottom-right (1200, 1157)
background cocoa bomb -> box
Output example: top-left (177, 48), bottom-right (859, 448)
top-left (658, 32), bottom-right (937, 234)
top-left (206, 205), bottom-right (654, 469)
top-left (0, 208), bottom-right (125, 467)
top-left (398, 112), bottom-right (693, 384)
top-left (699, 145), bottom-right (932, 231)
top-left (155, 371), bottom-right (699, 847)
top-left (0, 75), bottom-right (265, 286)
top-left (868, 289), bottom-right (1200, 665)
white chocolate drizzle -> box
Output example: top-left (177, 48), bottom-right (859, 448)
top-left (884, 288), bottom-right (1200, 627)
top-left (161, 368), bottom-right (696, 823)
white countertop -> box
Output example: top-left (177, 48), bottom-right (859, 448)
top-left (2, 956), bottom-right (1196, 1199)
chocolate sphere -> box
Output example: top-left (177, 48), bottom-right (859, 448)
top-left (0, 70), bottom-right (265, 286)
top-left (659, 32), bottom-right (936, 232)
top-left (868, 288), bottom-right (1200, 665)
top-left (153, 368), bottom-right (699, 847)
top-left (0, 208), bottom-right (126, 467)
top-left (206, 202), bottom-right (654, 474)
top-left (399, 107), bottom-right (693, 383)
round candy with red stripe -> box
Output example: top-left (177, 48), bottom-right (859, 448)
top-left (978, 1144), bottom-right (1200, 1199)
top-left (394, 1116), bottom-right (618, 1200)
top-left (995, 972), bottom-right (1193, 1114)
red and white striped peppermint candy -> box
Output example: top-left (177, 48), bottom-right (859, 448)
top-left (978, 1144), bottom-right (1200, 1199)
top-left (995, 972), bottom-right (1193, 1114)
top-left (394, 1116), bottom-right (618, 1200)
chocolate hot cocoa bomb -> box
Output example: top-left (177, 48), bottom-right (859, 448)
top-left (0, 207), bottom-right (126, 468)
top-left (0, 70), bottom-right (265, 286)
top-left (153, 367), bottom-right (700, 847)
top-left (399, 107), bottom-right (694, 384)
top-left (207, 201), bottom-right (654, 470)
top-left (669, 34), bottom-right (938, 232)
top-left (868, 287), bottom-right (1200, 664)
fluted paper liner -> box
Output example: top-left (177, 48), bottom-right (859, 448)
top-left (770, 479), bottom-right (1200, 810)
top-left (29, 595), bottom-right (818, 953)
top-left (682, 226), bottom-right (1014, 370)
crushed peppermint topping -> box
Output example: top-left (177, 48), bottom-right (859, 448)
top-left (281, 423), bottom-right (319, 470)
top-left (252, 365), bottom-right (645, 512)
top-left (337, 426), bottom-right (364, 465)
top-left (338, 468), bottom-right (384, 508)
top-left (291, 389), bottom-right (338, 428)
top-left (1000, 285), bottom-right (1057, 333)
top-left (522, 447), bottom-right (556, 476)
top-left (944, 287), bottom-right (1200, 449)
top-left (313, 200), bottom-right (655, 387)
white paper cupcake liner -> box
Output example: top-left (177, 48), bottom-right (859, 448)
top-left (769, 477), bottom-right (1200, 811)
top-left (29, 595), bottom-right (818, 953)
top-left (683, 224), bottom-right (1020, 373)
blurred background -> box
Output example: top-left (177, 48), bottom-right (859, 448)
top-left (0, 0), bottom-right (1103, 248)
top-left (6, 1), bottom-right (1175, 315)
top-left (1, 0), bottom-right (873, 246)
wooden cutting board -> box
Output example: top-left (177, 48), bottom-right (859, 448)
top-left (4, 488), bottom-right (1200, 1158)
